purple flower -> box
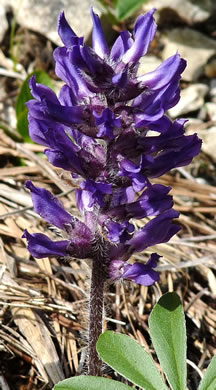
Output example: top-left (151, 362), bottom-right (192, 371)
top-left (126, 184), bottom-right (173, 219)
top-left (27, 76), bottom-right (84, 125)
top-left (121, 9), bottom-right (157, 64)
top-left (25, 180), bottom-right (73, 229)
top-left (109, 253), bottom-right (160, 286)
top-left (23, 8), bottom-right (201, 288)
top-left (127, 209), bottom-right (181, 254)
top-left (106, 220), bottom-right (135, 243)
top-left (24, 180), bottom-right (93, 258)
top-left (76, 179), bottom-right (112, 212)
top-left (90, 8), bottom-right (109, 58)
top-left (22, 230), bottom-right (70, 259)
top-left (120, 158), bottom-right (148, 192)
top-left (93, 108), bottom-right (121, 139)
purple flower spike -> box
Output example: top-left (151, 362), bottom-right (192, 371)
top-left (25, 181), bottom-right (73, 229)
top-left (64, 217), bottom-right (93, 258)
top-left (23, 9), bottom-right (203, 375)
top-left (24, 8), bottom-right (201, 291)
top-left (22, 230), bottom-right (70, 258)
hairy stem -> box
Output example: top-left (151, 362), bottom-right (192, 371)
top-left (88, 257), bottom-right (105, 376)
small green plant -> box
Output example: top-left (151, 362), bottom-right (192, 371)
top-left (96, 0), bottom-right (149, 23)
top-left (54, 292), bottom-right (216, 390)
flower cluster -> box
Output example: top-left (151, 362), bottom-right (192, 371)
top-left (23, 8), bottom-right (201, 286)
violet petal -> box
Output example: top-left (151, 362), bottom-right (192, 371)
top-left (25, 181), bottom-right (73, 229)
top-left (22, 230), bottom-right (69, 258)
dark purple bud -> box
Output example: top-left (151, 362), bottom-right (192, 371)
top-left (65, 217), bottom-right (93, 258)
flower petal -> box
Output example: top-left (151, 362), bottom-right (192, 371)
top-left (76, 179), bottom-right (112, 212)
top-left (94, 108), bottom-right (121, 139)
top-left (58, 11), bottom-right (82, 47)
top-left (26, 181), bottom-right (73, 229)
top-left (127, 209), bottom-right (181, 253)
top-left (126, 184), bottom-right (173, 218)
top-left (122, 253), bottom-right (160, 285)
top-left (120, 157), bottom-right (149, 192)
top-left (91, 8), bottom-right (109, 58)
top-left (122, 9), bottom-right (157, 64)
top-left (22, 230), bottom-right (69, 258)
top-left (110, 31), bottom-right (133, 62)
top-left (109, 253), bottom-right (160, 286)
top-left (29, 76), bottom-right (59, 105)
top-left (138, 53), bottom-right (186, 89)
top-left (106, 220), bottom-right (134, 243)
top-left (54, 47), bottom-right (94, 98)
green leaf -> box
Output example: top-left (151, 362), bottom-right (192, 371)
top-left (149, 292), bottom-right (187, 390)
top-left (116, 0), bottom-right (148, 21)
top-left (97, 331), bottom-right (168, 390)
top-left (54, 376), bottom-right (132, 390)
top-left (16, 70), bottom-right (54, 141)
top-left (17, 107), bottom-right (32, 142)
top-left (198, 356), bottom-right (216, 390)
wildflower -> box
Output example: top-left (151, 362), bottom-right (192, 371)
top-left (23, 8), bottom-right (201, 288)
top-left (109, 253), bottom-right (160, 286)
